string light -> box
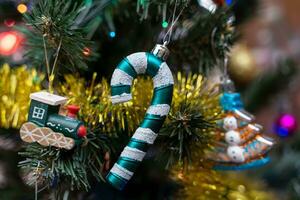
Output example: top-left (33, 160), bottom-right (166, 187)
top-left (17, 3), bottom-right (28, 14)
top-left (162, 21), bottom-right (169, 28)
top-left (225, 0), bottom-right (233, 5)
top-left (82, 47), bottom-right (91, 56)
top-left (199, 0), bottom-right (217, 12)
top-left (4, 19), bottom-right (16, 27)
top-left (0, 31), bottom-right (23, 56)
top-left (109, 31), bottom-right (116, 38)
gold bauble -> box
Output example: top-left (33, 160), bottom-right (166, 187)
top-left (229, 44), bottom-right (259, 84)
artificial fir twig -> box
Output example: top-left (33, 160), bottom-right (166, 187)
top-left (21, 0), bottom-right (107, 73)
top-left (159, 101), bottom-right (217, 169)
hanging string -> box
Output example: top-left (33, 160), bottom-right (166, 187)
top-left (42, 35), bottom-right (51, 88)
top-left (223, 56), bottom-right (229, 79)
top-left (163, 0), bottom-right (187, 45)
top-left (210, 27), bottom-right (229, 78)
top-left (210, 26), bottom-right (235, 92)
top-left (42, 35), bottom-right (62, 93)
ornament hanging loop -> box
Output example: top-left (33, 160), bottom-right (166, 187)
top-left (210, 27), bottom-right (235, 92)
top-left (210, 26), bottom-right (228, 75)
top-left (162, 0), bottom-right (187, 46)
top-left (151, 42), bottom-right (170, 61)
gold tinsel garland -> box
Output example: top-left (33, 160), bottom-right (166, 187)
top-left (57, 72), bottom-right (222, 135)
top-left (0, 64), bottom-right (44, 129)
top-left (0, 64), bottom-right (221, 134)
top-left (0, 66), bottom-right (275, 199)
top-left (173, 166), bottom-right (276, 200)
top-left (57, 73), bottom-right (150, 133)
top-left (172, 72), bottom-right (221, 120)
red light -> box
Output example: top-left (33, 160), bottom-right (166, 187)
top-left (4, 19), bottom-right (16, 27)
top-left (83, 47), bottom-right (91, 56)
top-left (213, 0), bottom-right (225, 6)
top-left (0, 31), bottom-right (23, 56)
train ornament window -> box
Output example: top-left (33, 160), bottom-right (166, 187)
top-left (32, 107), bottom-right (45, 120)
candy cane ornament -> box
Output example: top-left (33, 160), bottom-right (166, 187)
top-left (106, 44), bottom-right (174, 190)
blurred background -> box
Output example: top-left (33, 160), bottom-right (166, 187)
top-left (0, 0), bottom-right (300, 199)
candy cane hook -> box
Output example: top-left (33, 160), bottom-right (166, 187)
top-left (106, 44), bottom-right (174, 190)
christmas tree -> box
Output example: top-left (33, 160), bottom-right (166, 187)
top-left (0, 0), bottom-right (299, 199)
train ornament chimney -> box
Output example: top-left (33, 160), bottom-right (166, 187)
top-left (67, 105), bottom-right (80, 119)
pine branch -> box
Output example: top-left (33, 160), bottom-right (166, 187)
top-left (20, 0), bottom-right (112, 74)
top-left (18, 131), bottom-right (110, 191)
top-left (136, 0), bottom-right (190, 19)
top-left (156, 73), bottom-right (223, 169)
top-left (110, 1), bottom-right (236, 73)
top-left (170, 6), bottom-right (235, 73)
top-left (158, 101), bottom-right (218, 169)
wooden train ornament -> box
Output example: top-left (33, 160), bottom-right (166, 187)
top-left (20, 91), bottom-right (87, 150)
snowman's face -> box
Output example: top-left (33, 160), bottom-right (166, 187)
top-left (227, 146), bottom-right (245, 163)
top-left (225, 130), bottom-right (241, 145)
top-left (223, 116), bottom-right (238, 131)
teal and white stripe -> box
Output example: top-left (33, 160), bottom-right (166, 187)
top-left (106, 52), bottom-right (174, 190)
top-left (120, 146), bottom-right (146, 161)
top-left (132, 128), bottom-right (158, 144)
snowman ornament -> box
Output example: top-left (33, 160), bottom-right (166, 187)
top-left (223, 115), bottom-right (245, 163)
top-left (223, 116), bottom-right (238, 131)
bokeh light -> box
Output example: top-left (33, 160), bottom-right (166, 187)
top-left (0, 31), bottom-right (23, 56)
top-left (17, 4), bottom-right (27, 14)
top-left (109, 31), bottom-right (116, 38)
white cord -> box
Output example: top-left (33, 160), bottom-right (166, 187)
top-left (163, 0), bottom-right (187, 45)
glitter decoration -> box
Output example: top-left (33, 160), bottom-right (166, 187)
top-left (0, 64), bottom-right (44, 129)
top-left (57, 72), bottom-right (221, 140)
top-left (172, 166), bottom-right (276, 200)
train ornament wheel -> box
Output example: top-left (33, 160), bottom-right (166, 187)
top-left (20, 122), bottom-right (75, 150)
